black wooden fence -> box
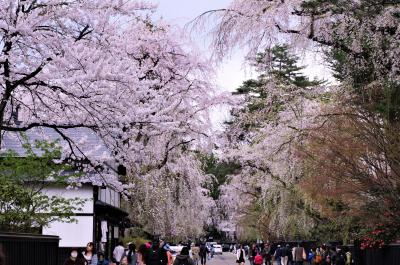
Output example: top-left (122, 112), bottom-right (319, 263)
top-left (350, 243), bottom-right (400, 265)
top-left (0, 232), bottom-right (59, 265)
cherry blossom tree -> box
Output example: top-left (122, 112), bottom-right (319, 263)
top-left (126, 152), bottom-right (215, 240)
top-left (0, 0), bottom-right (220, 187)
top-left (0, 0), bottom-right (223, 235)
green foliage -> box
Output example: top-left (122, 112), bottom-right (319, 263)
top-left (306, 197), bottom-right (364, 244)
top-left (270, 45), bottom-right (315, 87)
top-left (310, 216), bottom-right (362, 245)
top-left (232, 45), bottom-right (324, 125)
top-left (204, 225), bottom-right (224, 241)
top-left (259, 45), bottom-right (324, 89)
top-left (235, 45), bottom-right (323, 100)
top-left (233, 79), bottom-right (264, 96)
top-left (0, 134), bottom-right (86, 232)
top-left (121, 236), bottom-right (150, 248)
top-left (200, 153), bottom-right (240, 200)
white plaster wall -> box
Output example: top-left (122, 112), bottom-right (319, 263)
top-left (41, 185), bottom-right (94, 247)
top-left (43, 216), bottom-right (93, 247)
top-left (42, 185), bottom-right (94, 213)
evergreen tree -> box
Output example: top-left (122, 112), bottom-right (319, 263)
top-left (235, 45), bottom-right (323, 100)
top-left (200, 153), bottom-right (240, 201)
top-left (262, 44), bottom-right (323, 88)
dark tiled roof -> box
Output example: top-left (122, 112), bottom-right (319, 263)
top-left (1, 127), bottom-right (111, 160)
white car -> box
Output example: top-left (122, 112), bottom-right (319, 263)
top-left (169, 245), bottom-right (184, 256)
top-left (213, 244), bottom-right (223, 255)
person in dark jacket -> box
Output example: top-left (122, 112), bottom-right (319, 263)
top-left (64, 248), bottom-right (86, 265)
top-left (249, 243), bottom-right (258, 265)
top-left (281, 244), bottom-right (290, 265)
top-left (173, 247), bottom-right (195, 265)
top-left (261, 243), bottom-right (272, 265)
top-left (126, 243), bottom-right (137, 265)
top-left (334, 247), bottom-right (346, 265)
top-left (322, 246), bottom-right (335, 265)
top-left (199, 242), bottom-right (208, 265)
top-left (274, 245), bottom-right (282, 265)
top-left (144, 238), bottom-right (168, 265)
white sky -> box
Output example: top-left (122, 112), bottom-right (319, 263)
top-left (155, 0), bottom-right (250, 93)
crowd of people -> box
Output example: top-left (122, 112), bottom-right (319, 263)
top-left (63, 238), bottom-right (212, 265)
top-left (62, 239), bottom-right (354, 265)
top-left (233, 242), bottom-right (354, 265)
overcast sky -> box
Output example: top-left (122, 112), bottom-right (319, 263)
top-left (154, 0), bottom-right (249, 93)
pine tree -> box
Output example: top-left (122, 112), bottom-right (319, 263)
top-left (263, 44), bottom-right (323, 88)
top-left (235, 45), bottom-right (323, 100)
top-left (231, 45), bottom-right (323, 118)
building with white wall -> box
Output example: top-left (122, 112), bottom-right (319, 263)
top-left (1, 127), bottom-right (130, 259)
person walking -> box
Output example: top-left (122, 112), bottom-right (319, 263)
top-left (64, 248), bottom-right (86, 265)
top-left (249, 243), bottom-right (257, 265)
top-left (262, 243), bottom-right (272, 265)
top-left (254, 252), bottom-right (263, 265)
top-left (333, 247), bottom-right (346, 265)
top-left (307, 248), bottom-right (316, 265)
top-left (191, 243), bottom-right (200, 265)
top-left (321, 245), bottom-right (331, 265)
top-left (314, 247), bottom-right (322, 265)
top-left (137, 244), bottom-right (150, 265)
top-left (288, 245), bottom-right (294, 265)
top-left (125, 243), bottom-right (137, 265)
top-left (113, 242), bottom-right (126, 265)
top-left (83, 242), bottom-right (98, 265)
top-left (144, 238), bottom-right (168, 265)
top-left (281, 244), bottom-right (290, 265)
top-left (292, 244), bottom-right (306, 265)
top-left (162, 244), bottom-right (173, 265)
top-left (199, 242), bottom-right (208, 265)
top-left (173, 247), bottom-right (195, 265)
top-left (344, 247), bottom-right (352, 265)
top-left (324, 246), bottom-right (336, 265)
top-left (236, 245), bottom-right (246, 265)
top-left (274, 245), bottom-right (283, 265)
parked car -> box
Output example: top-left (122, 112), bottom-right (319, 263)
top-left (213, 244), bottom-right (223, 255)
top-left (169, 244), bottom-right (184, 256)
